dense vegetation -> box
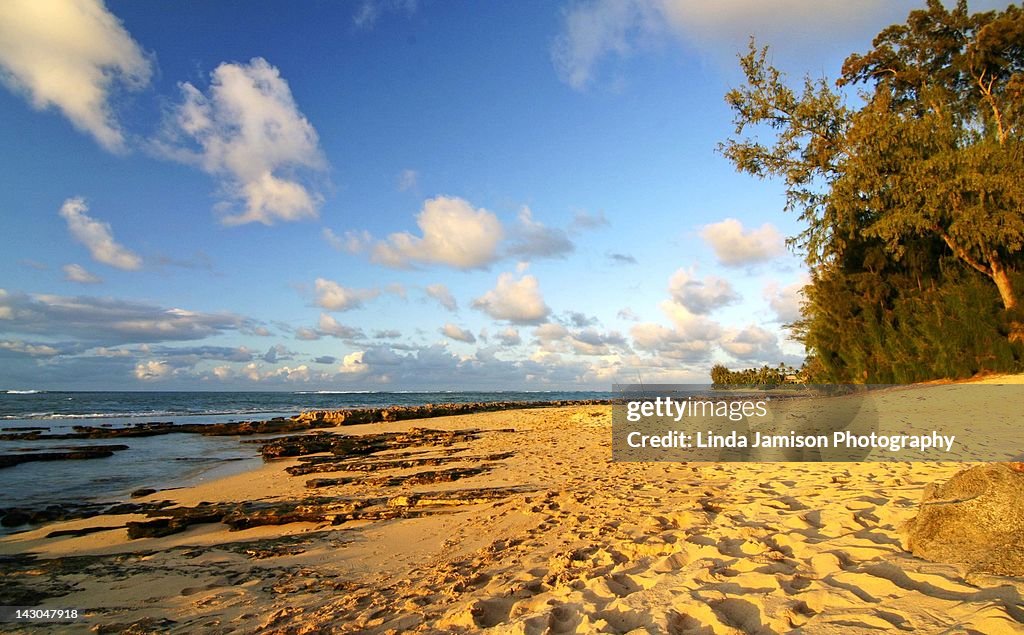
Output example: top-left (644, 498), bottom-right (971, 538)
top-left (710, 364), bottom-right (798, 386)
top-left (720, 1), bottom-right (1024, 382)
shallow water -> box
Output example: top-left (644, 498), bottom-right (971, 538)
top-left (0, 391), bottom-right (612, 512)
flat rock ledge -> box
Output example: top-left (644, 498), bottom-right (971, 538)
top-left (903, 463), bottom-right (1024, 576)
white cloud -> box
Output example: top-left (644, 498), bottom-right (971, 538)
top-left (323, 228), bottom-right (371, 254)
top-left (506, 207), bottom-right (574, 259)
top-left (316, 313), bottom-right (366, 340)
top-left (0, 0), bottom-right (152, 152)
top-left (700, 218), bottom-right (784, 267)
top-left (269, 364), bottom-right (310, 383)
top-left (160, 57), bottom-right (326, 226)
top-left (551, 0), bottom-right (661, 90)
top-left (338, 351), bottom-right (367, 374)
top-left (425, 283), bottom-right (457, 311)
top-left (720, 324), bottom-right (784, 362)
top-left (667, 268), bottom-right (739, 314)
top-left (62, 263), bottom-right (102, 284)
top-left (59, 197), bottom-right (142, 270)
top-left (551, 0), bottom-right (906, 90)
top-left (314, 278), bottom-right (379, 311)
top-left (630, 322), bottom-right (714, 362)
top-left (764, 277), bottom-right (807, 324)
top-left (372, 196), bottom-right (504, 269)
top-left (441, 323), bottom-right (476, 344)
top-left (0, 340), bottom-right (61, 357)
top-left (496, 327), bottom-right (522, 346)
top-left (0, 291), bottom-right (249, 344)
top-left (134, 360), bottom-right (170, 381)
top-left (472, 272), bottom-right (551, 325)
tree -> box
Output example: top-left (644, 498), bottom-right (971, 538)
top-left (721, 1), bottom-right (1024, 350)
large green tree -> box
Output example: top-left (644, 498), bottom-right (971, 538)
top-left (721, 1), bottom-right (1024, 361)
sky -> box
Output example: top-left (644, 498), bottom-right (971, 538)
top-left (0, 0), bottom-right (1014, 391)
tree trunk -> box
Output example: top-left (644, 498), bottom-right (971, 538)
top-left (992, 257), bottom-right (1024, 344)
top-left (990, 258), bottom-right (1018, 312)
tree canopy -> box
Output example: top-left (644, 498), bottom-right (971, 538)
top-left (721, 1), bottom-right (1024, 382)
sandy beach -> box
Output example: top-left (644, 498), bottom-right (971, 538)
top-left (1, 382), bottom-right (1023, 633)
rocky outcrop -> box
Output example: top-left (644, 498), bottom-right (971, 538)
top-left (903, 463), bottom-right (1024, 575)
top-left (293, 399), bottom-right (611, 427)
top-left (0, 500), bottom-right (175, 528)
top-left (258, 427), bottom-right (492, 459)
top-left (0, 445), bottom-right (130, 469)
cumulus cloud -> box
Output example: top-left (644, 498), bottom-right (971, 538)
top-left (338, 351), bottom-right (368, 374)
top-left (551, 0), bottom-right (907, 90)
top-left (700, 218), bottom-right (785, 267)
top-left (425, 283), bottom-right (457, 311)
top-left (630, 322), bottom-right (713, 362)
top-left (0, 340), bottom-right (62, 357)
top-left (764, 277), bottom-right (807, 324)
top-left (315, 313), bottom-right (366, 340)
top-left (506, 207), bottom-right (574, 260)
top-left (441, 323), bottom-right (476, 344)
top-left (558, 312), bottom-right (591, 329)
top-left (0, 0), bottom-right (152, 152)
top-left (134, 359), bottom-right (170, 381)
top-left (159, 57), bottom-right (326, 226)
top-left (374, 329), bottom-right (401, 339)
top-left (629, 267), bottom-right (727, 363)
top-left (261, 344), bottom-right (294, 364)
top-left (0, 291), bottom-right (248, 344)
top-left (472, 273), bottom-right (551, 325)
top-left (617, 307), bottom-right (640, 321)
top-left (323, 228), bottom-right (371, 254)
top-left (314, 278), bottom-right (380, 311)
top-left (59, 197), bottom-right (142, 270)
top-left (667, 268), bottom-right (739, 314)
top-left (551, 0), bottom-right (660, 90)
top-left (720, 325), bottom-right (784, 362)
top-left (372, 196), bottom-right (504, 270)
top-left (533, 322), bottom-right (628, 356)
top-left (63, 263), bottom-right (102, 284)
top-left (496, 327), bottom-right (522, 347)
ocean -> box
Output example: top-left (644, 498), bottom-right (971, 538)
top-left (0, 390), bottom-right (612, 515)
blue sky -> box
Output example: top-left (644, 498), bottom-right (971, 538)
top-left (0, 0), bottom-right (1012, 390)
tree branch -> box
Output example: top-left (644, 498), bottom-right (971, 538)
top-left (935, 225), bottom-right (991, 277)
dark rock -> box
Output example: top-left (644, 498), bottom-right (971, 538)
top-left (0, 445), bottom-right (129, 469)
top-left (259, 427), bottom-right (486, 460)
top-left (130, 488), bottom-right (158, 498)
top-left (46, 525), bottom-right (123, 539)
top-left (1, 508), bottom-right (31, 527)
top-left (903, 463), bottom-right (1024, 575)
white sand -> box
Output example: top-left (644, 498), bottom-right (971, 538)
top-left (2, 381), bottom-right (1023, 633)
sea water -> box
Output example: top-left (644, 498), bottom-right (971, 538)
top-left (0, 390), bottom-right (611, 512)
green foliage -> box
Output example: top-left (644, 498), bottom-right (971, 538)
top-left (710, 363), bottom-right (797, 386)
top-left (720, 1), bottom-right (1024, 382)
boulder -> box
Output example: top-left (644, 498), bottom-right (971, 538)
top-left (903, 463), bottom-right (1024, 575)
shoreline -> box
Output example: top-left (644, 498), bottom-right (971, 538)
top-left (1, 384), bottom-right (1023, 632)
